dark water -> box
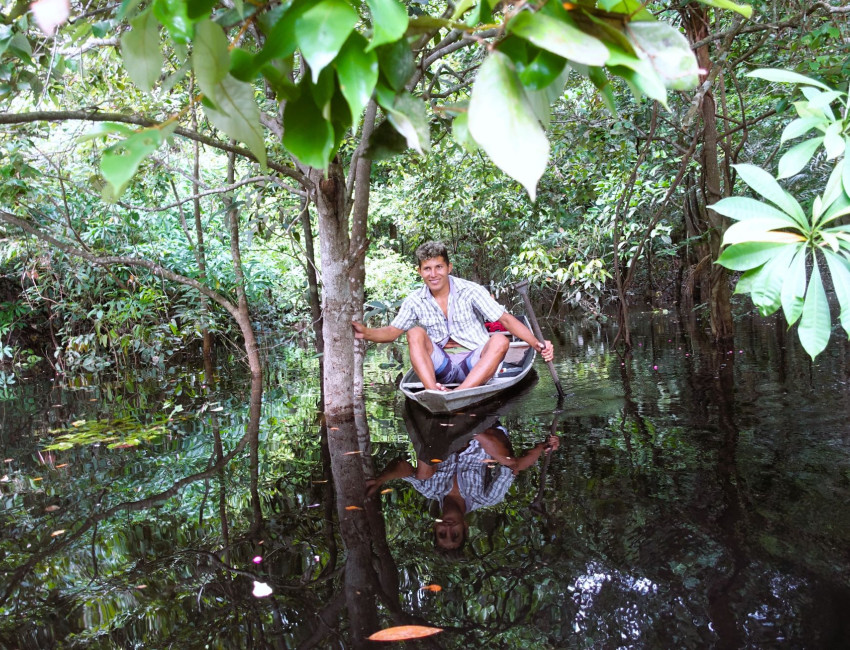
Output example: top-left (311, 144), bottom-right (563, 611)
top-left (2, 311), bottom-right (850, 648)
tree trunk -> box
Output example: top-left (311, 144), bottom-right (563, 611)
top-left (682, 3), bottom-right (734, 342)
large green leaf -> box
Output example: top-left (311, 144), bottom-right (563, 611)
top-left (823, 122), bottom-right (845, 160)
top-left (780, 117), bottom-right (824, 143)
top-left (468, 51), bottom-right (549, 201)
top-left (376, 38), bottom-right (414, 92)
top-left (694, 0), bottom-right (753, 18)
top-left (336, 33), bottom-right (378, 123)
top-left (203, 76), bottom-right (267, 168)
top-left (626, 21), bottom-right (699, 91)
top-left (152, 0), bottom-right (193, 43)
top-left (747, 68), bottom-right (832, 91)
top-left (519, 48), bottom-right (568, 91)
top-left (605, 44), bottom-right (666, 105)
top-left (733, 164), bottom-right (807, 227)
top-left (295, 0), bottom-right (358, 83)
top-left (749, 245), bottom-right (799, 316)
top-left (365, 0), bottom-right (408, 52)
top-left (101, 128), bottom-right (165, 201)
top-left (378, 91), bottom-right (430, 155)
top-left (712, 196), bottom-right (800, 225)
top-left (451, 111), bottom-right (478, 152)
top-left (507, 12), bottom-right (608, 67)
top-left (716, 241), bottom-right (792, 271)
top-left (364, 118), bottom-right (408, 160)
top-left (587, 66), bottom-right (616, 114)
top-left (780, 247), bottom-right (807, 326)
top-left (255, 0), bottom-right (319, 65)
top-left (119, 9), bottom-right (162, 93)
top-left (823, 249), bottom-right (850, 337)
top-left (721, 217), bottom-right (804, 245)
top-left (798, 260), bottom-right (830, 359)
top-left (192, 19), bottom-right (230, 104)
top-left (283, 89), bottom-right (335, 168)
top-left (525, 63), bottom-right (571, 128)
top-left (777, 137), bottom-right (824, 179)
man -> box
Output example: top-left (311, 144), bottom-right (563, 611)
top-left (352, 241), bottom-right (554, 391)
top-left (366, 426), bottom-right (561, 551)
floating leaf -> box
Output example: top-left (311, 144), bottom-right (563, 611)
top-left (380, 488), bottom-right (393, 494)
top-left (51, 529), bottom-right (66, 537)
top-left (345, 505), bottom-right (363, 510)
top-left (252, 580), bottom-right (273, 597)
top-left (430, 458), bottom-right (443, 463)
top-left (422, 584), bottom-right (442, 592)
top-left (44, 505), bottom-right (60, 512)
top-left (343, 450), bottom-right (361, 455)
top-left (369, 626), bottom-right (443, 641)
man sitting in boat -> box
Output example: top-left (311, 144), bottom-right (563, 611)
top-left (352, 241), bottom-right (554, 391)
top-left (366, 426), bottom-right (560, 551)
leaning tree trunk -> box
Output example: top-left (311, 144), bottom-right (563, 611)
top-left (682, 3), bottom-right (734, 342)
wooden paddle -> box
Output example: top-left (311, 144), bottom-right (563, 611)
top-left (515, 279), bottom-right (564, 399)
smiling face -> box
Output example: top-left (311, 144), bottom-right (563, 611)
top-left (434, 516), bottom-right (467, 550)
top-left (418, 255), bottom-right (452, 296)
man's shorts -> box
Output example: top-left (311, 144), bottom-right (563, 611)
top-left (431, 344), bottom-right (485, 385)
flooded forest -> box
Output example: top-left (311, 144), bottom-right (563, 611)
top-left (2, 0), bottom-right (850, 647)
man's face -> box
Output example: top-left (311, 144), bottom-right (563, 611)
top-left (434, 517), bottom-right (466, 550)
top-left (418, 256), bottom-right (452, 294)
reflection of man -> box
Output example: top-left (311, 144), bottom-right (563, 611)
top-left (351, 241), bottom-right (553, 392)
top-left (367, 426), bottom-right (560, 551)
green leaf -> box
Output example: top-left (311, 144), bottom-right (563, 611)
top-left (119, 9), bottom-right (162, 92)
top-left (721, 217), bottom-right (803, 245)
top-left (518, 48), bottom-right (568, 91)
top-left (203, 76), bottom-right (267, 168)
top-left (587, 66), bottom-right (616, 114)
top-left (295, 0), bottom-right (358, 83)
top-left (192, 19), bottom-right (230, 104)
top-left (379, 91), bottom-right (430, 155)
top-left (823, 249), bottom-right (850, 337)
top-left (780, 117), bottom-right (824, 143)
top-left (336, 32), bottom-right (378, 123)
top-left (451, 111), bottom-right (478, 152)
top-left (781, 247), bottom-right (807, 326)
top-left (525, 63), bottom-right (571, 129)
top-left (364, 118), bottom-right (408, 160)
top-left (605, 44), bottom-right (666, 105)
top-left (468, 51), bottom-right (549, 201)
top-left (777, 137), bottom-right (823, 179)
top-left (748, 245), bottom-right (799, 316)
top-left (798, 260), bottom-right (830, 359)
top-left (747, 68), bottom-right (832, 91)
top-left (823, 121), bottom-right (845, 160)
top-left (101, 129), bottom-right (164, 201)
top-left (694, 0), bottom-right (753, 19)
top-left (152, 0), bottom-right (193, 43)
top-left (626, 21), bottom-right (699, 91)
top-left (844, 140), bottom-right (850, 198)
top-left (376, 38), bottom-right (414, 92)
top-left (255, 0), bottom-right (319, 65)
top-left (507, 12), bottom-right (608, 67)
top-left (77, 122), bottom-right (135, 143)
top-left (733, 163), bottom-right (807, 227)
top-left (230, 47), bottom-right (259, 82)
top-left (716, 241), bottom-right (791, 271)
top-left (712, 196), bottom-right (800, 225)
top-left (283, 88), bottom-right (335, 168)
top-left (187, 0), bottom-right (218, 20)
top-left (365, 0), bottom-right (408, 52)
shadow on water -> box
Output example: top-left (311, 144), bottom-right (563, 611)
top-left (2, 311), bottom-right (850, 647)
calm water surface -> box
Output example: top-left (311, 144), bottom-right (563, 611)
top-left (2, 311), bottom-right (850, 648)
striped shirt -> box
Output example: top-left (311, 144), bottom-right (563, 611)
top-left (390, 276), bottom-right (505, 349)
top-left (402, 438), bottom-right (515, 512)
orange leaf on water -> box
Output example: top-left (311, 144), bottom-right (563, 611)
top-left (430, 458), bottom-right (443, 463)
top-left (44, 505), bottom-right (60, 512)
top-left (380, 488), bottom-right (393, 494)
top-left (343, 450), bottom-right (361, 455)
top-left (345, 505), bottom-right (363, 511)
top-left (368, 625), bottom-right (443, 641)
top-left (51, 529), bottom-right (66, 537)
top-left (421, 584), bottom-right (442, 592)
top-left (55, 463), bottom-right (69, 469)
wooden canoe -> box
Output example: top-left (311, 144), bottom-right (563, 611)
top-left (399, 338), bottom-right (537, 414)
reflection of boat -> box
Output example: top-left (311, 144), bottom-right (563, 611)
top-left (400, 336), bottom-right (537, 414)
top-left (401, 375), bottom-right (537, 463)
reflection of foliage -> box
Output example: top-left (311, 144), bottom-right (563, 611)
top-left (43, 416), bottom-right (170, 451)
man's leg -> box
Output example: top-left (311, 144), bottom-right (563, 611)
top-left (407, 327), bottom-right (444, 391)
top-left (455, 333), bottom-right (510, 390)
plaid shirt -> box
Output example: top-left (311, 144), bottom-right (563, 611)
top-left (390, 276), bottom-right (505, 349)
top-left (402, 438), bottom-right (515, 512)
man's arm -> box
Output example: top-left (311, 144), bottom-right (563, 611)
top-left (352, 321), bottom-right (404, 343)
top-left (497, 312), bottom-right (554, 362)
top-left (365, 458), bottom-right (415, 496)
top-left (510, 435), bottom-right (560, 475)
